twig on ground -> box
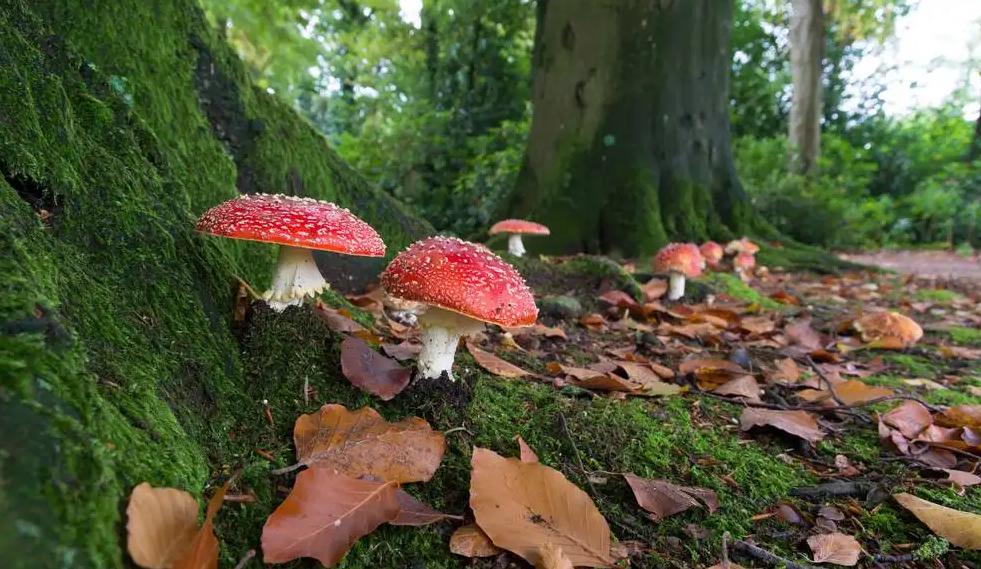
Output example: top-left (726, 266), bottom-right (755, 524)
top-left (720, 531), bottom-right (731, 569)
top-left (558, 412), bottom-right (600, 499)
top-left (443, 426), bottom-right (475, 437)
top-left (873, 553), bottom-right (914, 564)
top-left (233, 549), bottom-right (256, 569)
top-left (732, 540), bottom-right (818, 569)
top-left (789, 481), bottom-right (875, 500)
top-left (270, 462), bottom-right (304, 475)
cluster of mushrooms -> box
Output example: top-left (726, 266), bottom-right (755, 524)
top-left (653, 237), bottom-right (761, 301)
top-left (196, 195), bottom-right (539, 381)
top-left (197, 193), bottom-right (922, 381)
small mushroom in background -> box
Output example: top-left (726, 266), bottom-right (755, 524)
top-left (380, 236), bottom-right (538, 380)
top-left (725, 237), bottom-right (760, 256)
top-left (488, 219), bottom-right (550, 257)
top-left (700, 241), bottom-right (724, 269)
top-left (733, 251), bottom-right (756, 282)
top-left (853, 311), bottom-right (923, 349)
top-left (653, 243), bottom-right (705, 301)
top-left (196, 193), bottom-right (385, 312)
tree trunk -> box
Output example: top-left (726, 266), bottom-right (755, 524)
top-left (503, 0), bottom-right (757, 257)
top-left (788, 0), bottom-right (824, 175)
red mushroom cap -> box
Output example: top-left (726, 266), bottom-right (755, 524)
top-left (725, 237), bottom-right (760, 255)
top-left (734, 252), bottom-right (756, 270)
top-left (381, 236), bottom-right (538, 327)
top-left (653, 243), bottom-right (704, 278)
top-left (195, 194), bottom-right (385, 256)
top-left (488, 219), bottom-right (551, 236)
top-left (700, 241), bottom-right (724, 265)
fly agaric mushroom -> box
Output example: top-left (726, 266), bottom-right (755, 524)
top-left (725, 237), bottom-right (760, 255)
top-left (653, 243), bottom-right (704, 301)
top-left (700, 241), bottom-right (724, 268)
top-left (733, 251), bottom-right (756, 281)
top-left (488, 219), bottom-right (550, 257)
top-left (853, 311), bottom-right (923, 349)
top-left (381, 236), bottom-right (537, 380)
top-left (196, 194), bottom-right (385, 312)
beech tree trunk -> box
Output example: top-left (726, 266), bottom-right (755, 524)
top-left (504, 0), bottom-right (758, 257)
top-left (789, 0), bottom-right (824, 175)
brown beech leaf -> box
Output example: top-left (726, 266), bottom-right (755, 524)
top-left (538, 543), bottom-right (574, 569)
top-left (580, 313), bottom-right (607, 330)
top-left (126, 483), bottom-right (200, 569)
top-left (678, 358), bottom-right (748, 389)
top-left (937, 405), bottom-right (981, 429)
top-left (470, 447), bottom-right (614, 567)
top-left (766, 357), bottom-right (801, 384)
top-left (785, 318), bottom-right (824, 350)
top-left (598, 290), bottom-right (639, 310)
top-left (893, 493), bottom-right (981, 549)
top-left (642, 278), bottom-right (668, 301)
top-left (292, 404), bottom-right (445, 483)
top-left (713, 375), bottom-right (762, 402)
top-left (449, 524), bottom-right (502, 558)
top-left (807, 532), bottom-right (861, 566)
top-left (739, 408), bottom-right (825, 442)
top-left (831, 380), bottom-right (893, 405)
top-left (516, 435), bottom-right (540, 463)
top-left (381, 341), bottom-right (421, 361)
top-left (261, 470), bottom-right (400, 566)
top-left (623, 474), bottom-right (719, 522)
top-left (340, 336), bottom-right (411, 400)
top-left (315, 301), bottom-right (368, 333)
top-left (935, 469), bottom-right (981, 488)
top-left (172, 482), bottom-right (229, 569)
top-left (466, 341), bottom-right (530, 378)
top-left (572, 374), bottom-right (641, 393)
top-left (741, 315), bottom-right (776, 335)
top-left (390, 489), bottom-right (461, 526)
top-left (548, 363), bottom-right (606, 381)
top-left (882, 400), bottom-right (933, 439)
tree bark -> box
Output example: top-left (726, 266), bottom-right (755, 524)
top-left (788, 0), bottom-right (824, 175)
top-left (504, 0), bottom-right (757, 257)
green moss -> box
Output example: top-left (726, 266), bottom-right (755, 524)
top-left (944, 326), bottom-right (981, 346)
top-left (881, 354), bottom-right (937, 377)
top-left (510, 254), bottom-right (644, 306)
top-left (913, 289), bottom-right (963, 303)
top-left (700, 272), bottom-right (782, 309)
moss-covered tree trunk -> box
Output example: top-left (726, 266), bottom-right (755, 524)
top-left (504, 0), bottom-right (758, 257)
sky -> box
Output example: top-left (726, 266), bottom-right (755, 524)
top-left (397, 0), bottom-right (979, 117)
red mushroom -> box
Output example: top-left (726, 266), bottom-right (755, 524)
top-left (700, 241), bottom-right (724, 268)
top-left (653, 243), bottom-right (704, 301)
top-left (488, 219), bottom-right (550, 257)
top-left (733, 251), bottom-right (756, 281)
top-left (381, 236), bottom-right (537, 380)
top-left (725, 237), bottom-right (760, 256)
top-left (196, 194), bottom-right (385, 311)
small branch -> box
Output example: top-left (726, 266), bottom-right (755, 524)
top-left (270, 462), bottom-right (305, 476)
top-left (558, 412), bottom-right (600, 498)
top-left (443, 426), bottom-right (475, 437)
top-left (789, 481), bottom-right (875, 500)
top-left (721, 531), bottom-right (731, 569)
top-left (233, 549), bottom-right (256, 569)
top-left (732, 540), bottom-right (817, 569)
top-left (873, 553), bottom-right (914, 564)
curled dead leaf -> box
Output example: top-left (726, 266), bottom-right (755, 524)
top-left (807, 532), bottom-right (861, 566)
top-left (893, 493), bottom-right (981, 550)
top-left (466, 341), bottom-right (531, 378)
top-left (126, 483), bottom-right (200, 569)
top-left (390, 489), bottom-right (461, 526)
top-left (739, 408), bottom-right (825, 443)
top-left (623, 473), bottom-right (719, 522)
top-left (340, 336), bottom-right (411, 400)
top-left (449, 524), bottom-right (502, 558)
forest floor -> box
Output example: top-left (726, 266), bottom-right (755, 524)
top-left (841, 250), bottom-right (981, 280)
top-left (149, 253), bottom-right (981, 569)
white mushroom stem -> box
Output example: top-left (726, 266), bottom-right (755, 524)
top-left (667, 272), bottom-right (686, 301)
top-left (507, 234), bottom-right (526, 257)
top-left (262, 245), bottom-right (329, 312)
top-left (416, 307), bottom-right (484, 381)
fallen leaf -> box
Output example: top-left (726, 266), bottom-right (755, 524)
top-left (713, 375), bottom-right (762, 402)
top-left (741, 316), bottom-right (776, 335)
top-left (770, 290), bottom-right (802, 305)
top-left (466, 341), bottom-right (531, 378)
top-left (786, 319), bottom-right (824, 350)
top-left (340, 336), bottom-right (411, 400)
top-left (642, 278), bottom-right (668, 300)
top-left (598, 290), bottom-right (639, 311)
top-left (292, 404), bottom-right (445, 483)
top-left (893, 493), bottom-right (981, 549)
top-left (126, 483), bottom-right (200, 569)
top-left (516, 435), bottom-right (540, 463)
top-left (935, 469), bottom-right (981, 488)
top-left (580, 313), bottom-right (607, 331)
top-left (572, 374), bottom-right (640, 393)
top-left (937, 405), bottom-right (981, 429)
top-left (623, 474), bottom-right (719, 522)
top-left (261, 470), bottom-right (400, 566)
top-left (807, 532), bottom-right (861, 565)
top-left (470, 447), bottom-right (614, 567)
top-left (739, 408), bottom-right (825, 442)
top-left (390, 490), bottom-right (460, 526)
top-left (172, 482), bottom-right (229, 569)
top-left (881, 400), bottom-right (933, 439)
top-left (538, 542), bottom-right (574, 569)
top-left (381, 341), bottom-right (421, 361)
top-left (449, 524), bottom-right (502, 557)
top-left (315, 302), bottom-right (368, 333)
top-left (766, 357), bottom-right (801, 384)
top-left (678, 358), bottom-right (749, 389)
top-left (547, 363), bottom-right (606, 381)
top-left (831, 380), bottom-right (894, 405)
